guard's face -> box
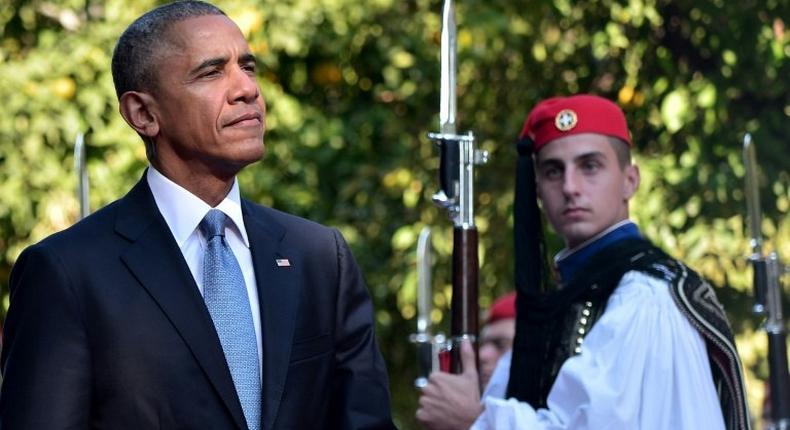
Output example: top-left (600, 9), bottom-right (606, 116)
top-left (535, 133), bottom-right (639, 249)
top-left (478, 318), bottom-right (515, 389)
top-left (149, 14), bottom-right (266, 178)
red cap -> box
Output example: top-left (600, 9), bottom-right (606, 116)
top-left (486, 292), bottom-right (516, 324)
top-left (519, 94), bottom-right (631, 153)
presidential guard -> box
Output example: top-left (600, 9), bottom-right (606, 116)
top-left (418, 94), bottom-right (750, 430)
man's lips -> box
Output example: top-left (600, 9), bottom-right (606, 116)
top-left (225, 112), bottom-right (262, 128)
top-left (563, 207), bottom-right (588, 217)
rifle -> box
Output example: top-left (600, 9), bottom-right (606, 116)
top-left (427, 0), bottom-right (488, 374)
top-left (743, 133), bottom-right (790, 429)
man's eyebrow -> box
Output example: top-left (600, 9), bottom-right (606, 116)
top-left (239, 53), bottom-right (257, 65)
top-left (574, 151), bottom-right (606, 162)
top-left (536, 157), bottom-right (563, 169)
top-left (190, 56), bottom-right (229, 75)
top-left (537, 150), bottom-right (606, 168)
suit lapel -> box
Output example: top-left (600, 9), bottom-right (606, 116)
top-left (242, 201), bottom-right (302, 430)
top-left (115, 177), bottom-right (248, 430)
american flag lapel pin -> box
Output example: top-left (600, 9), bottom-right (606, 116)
top-left (276, 258), bottom-right (291, 267)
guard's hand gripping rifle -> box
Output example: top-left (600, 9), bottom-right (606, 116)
top-left (425, 0), bottom-right (488, 375)
top-left (743, 134), bottom-right (790, 429)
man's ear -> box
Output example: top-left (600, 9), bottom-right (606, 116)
top-left (623, 163), bottom-right (640, 201)
top-left (119, 91), bottom-right (159, 138)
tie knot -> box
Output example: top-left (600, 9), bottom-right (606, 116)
top-left (200, 209), bottom-right (228, 239)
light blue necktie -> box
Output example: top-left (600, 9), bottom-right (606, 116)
top-left (200, 209), bottom-right (261, 430)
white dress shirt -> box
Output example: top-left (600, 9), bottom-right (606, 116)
top-left (147, 167), bottom-right (262, 377)
top-left (473, 271), bottom-right (725, 430)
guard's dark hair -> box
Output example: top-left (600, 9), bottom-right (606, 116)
top-left (111, 1), bottom-right (225, 99)
top-left (607, 136), bottom-right (632, 168)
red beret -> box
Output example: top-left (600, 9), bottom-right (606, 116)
top-left (486, 292), bottom-right (516, 324)
top-left (519, 94), bottom-right (631, 153)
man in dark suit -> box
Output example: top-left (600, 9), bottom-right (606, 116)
top-left (0, 2), bottom-right (395, 429)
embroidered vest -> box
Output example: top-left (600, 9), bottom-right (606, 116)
top-left (506, 239), bottom-right (750, 430)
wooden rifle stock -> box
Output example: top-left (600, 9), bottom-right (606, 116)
top-left (450, 227), bottom-right (479, 373)
top-left (767, 330), bottom-right (790, 424)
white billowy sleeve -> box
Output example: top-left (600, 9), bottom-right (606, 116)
top-left (472, 271), bottom-right (725, 430)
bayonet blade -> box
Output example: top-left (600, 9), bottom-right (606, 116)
top-left (439, 0), bottom-right (457, 135)
top-left (74, 132), bottom-right (89, 220)
top-left (743, 133), bottom-right (763, 252)
top-left (416, 227), bottom-right (433, 333)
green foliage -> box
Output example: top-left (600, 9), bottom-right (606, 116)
top-left (0, 0), bottom-right (788, 427)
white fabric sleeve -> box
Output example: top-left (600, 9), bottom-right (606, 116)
top-left (472, 271), bottom-right (725, 430)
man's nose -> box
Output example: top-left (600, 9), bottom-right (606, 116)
top-left (229, 67), bottom-right (260, 104)
top-left (562, 168), bottom-right (581, 196)
top-left (479, 344), bottom-right (496, 362)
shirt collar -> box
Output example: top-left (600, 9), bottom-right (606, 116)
top-left (146, 166), bottom-right (250, 248)
top-left (554, 220), bottom-right (641, 284)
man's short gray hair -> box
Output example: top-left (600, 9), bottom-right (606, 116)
top-left (111, 1), bottom-right (226, 160)
top-left (111, 0), bottom-right (225, 98)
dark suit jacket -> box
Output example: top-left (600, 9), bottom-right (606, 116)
top-left (0, 176), bottom-right (395, 430)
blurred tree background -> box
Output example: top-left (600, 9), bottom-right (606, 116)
top-left (0, 0), bottom-right (787, 427)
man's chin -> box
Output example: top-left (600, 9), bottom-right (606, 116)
top-left (231, 142), bottom-right (266, 166)
top-left (209, 150), bottom-right (264, 179)
top-left (561, 224), bottom-right (597, 249)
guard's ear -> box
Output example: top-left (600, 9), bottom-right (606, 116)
top-left (623, 163), bottom-right (640, 201)
top-left (119, 91), bottom-right (159, 138)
